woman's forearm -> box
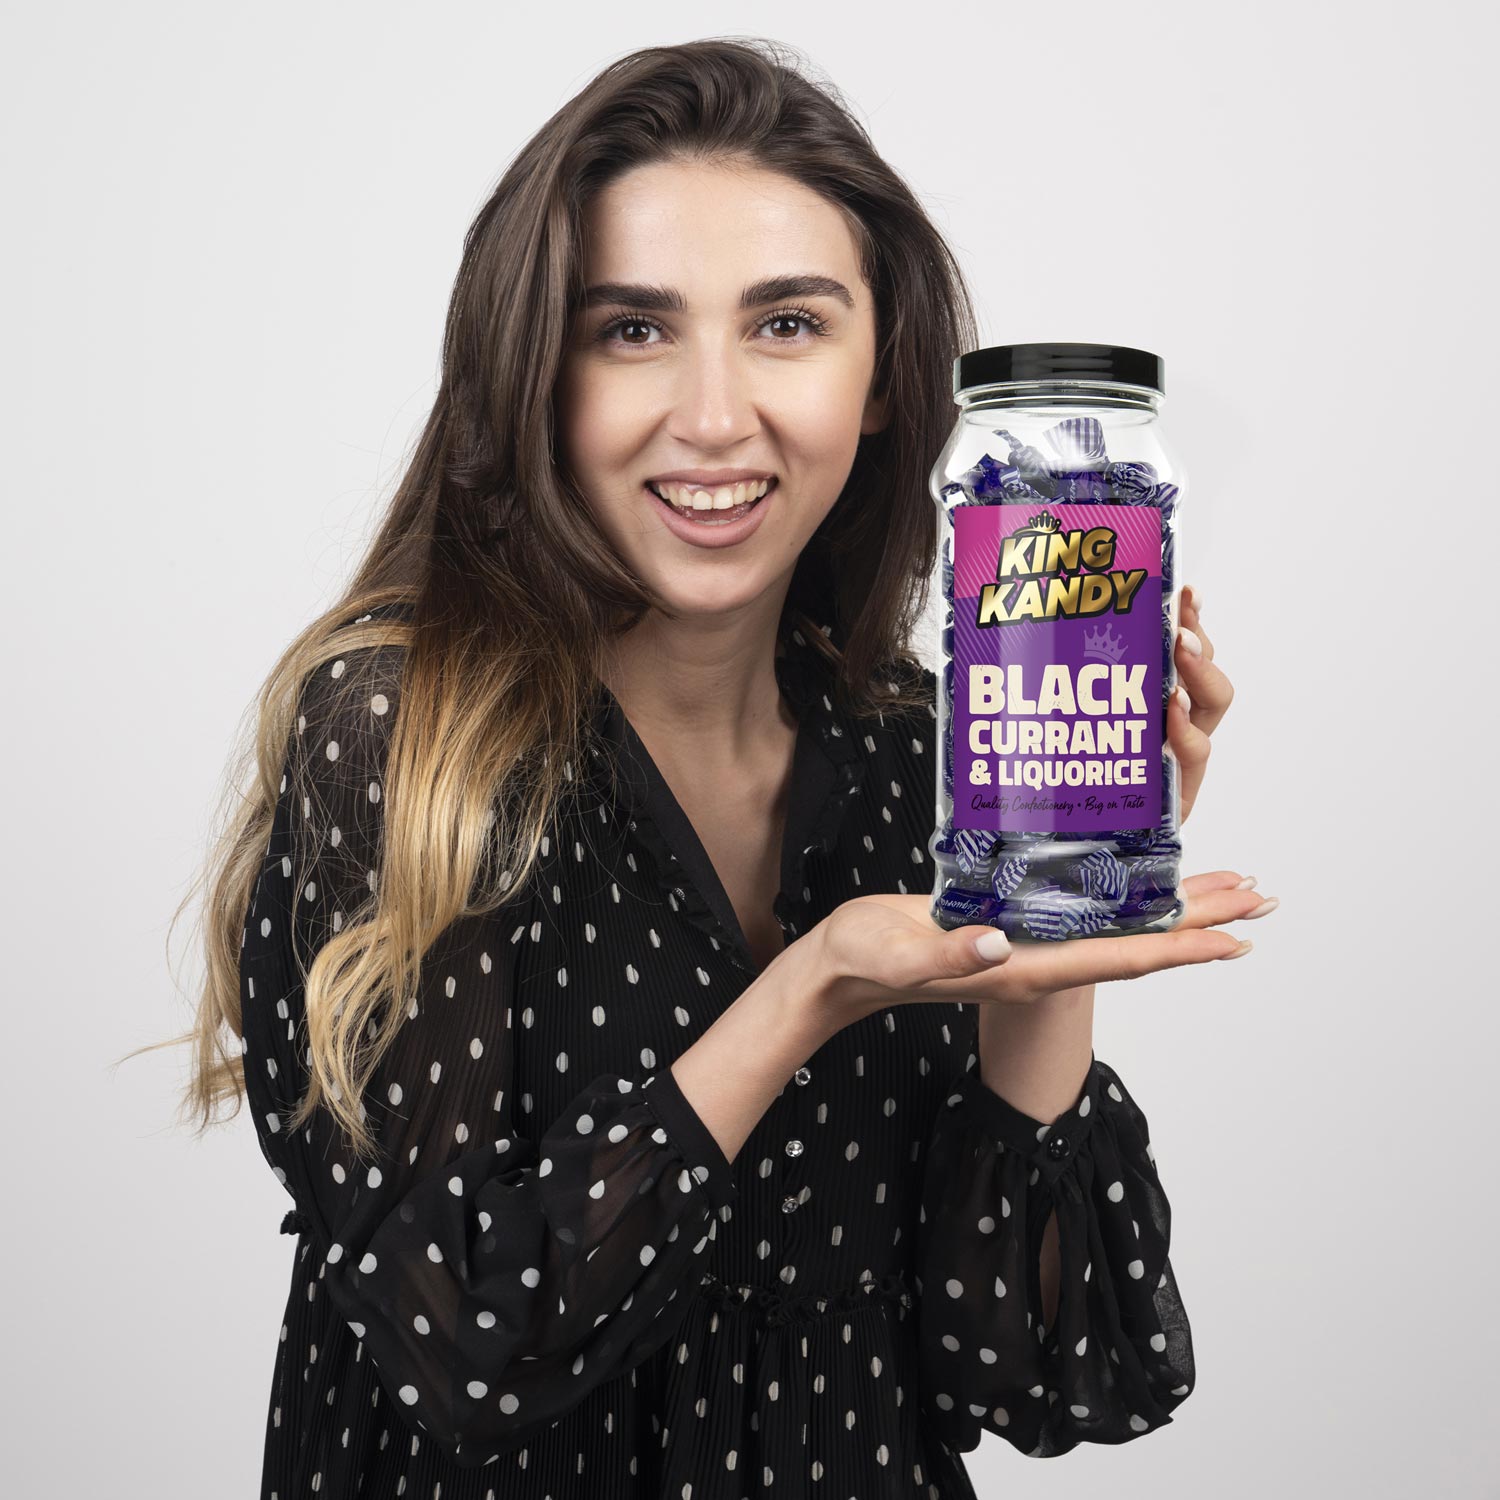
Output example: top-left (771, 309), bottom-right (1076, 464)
top-left (977, 984), bottom-right (1096, 1329)
top-left (669, 938), bottom-right (839, 1168)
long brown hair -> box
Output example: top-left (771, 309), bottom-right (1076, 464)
top-left (134, 36), bottom-right (978, 1162)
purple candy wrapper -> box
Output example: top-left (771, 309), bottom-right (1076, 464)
top-left (1042, 416), bottom-right (1108, 467)
top-left (1051, 469), bottom-right (1114, 502)
top-left (1106, 459), bottom-right (1158, 501)
top-left (991, 854), bottom-right (1029, 900)
top-left (990, 429), bottom-right (1059, 497)
top-left (954, 826), bottom-right (999, 876)
top-left (1020, 882), bottom-right (1117, 940)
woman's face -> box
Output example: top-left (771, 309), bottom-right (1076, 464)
top-left (556, 158), bottom-right (886, 621)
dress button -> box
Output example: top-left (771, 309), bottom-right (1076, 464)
top-left (785, 1139), bottom-right (804, 1158)
top-left (1045, 1133), bottom-right (1071, 1161)
top-left (781, 1195), bottom-right (799, 1214)
top-left (794, 1067), bottom-right (812, 1086)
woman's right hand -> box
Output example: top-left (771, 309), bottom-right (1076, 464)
top-left (799, 869), bottom-right (1272, 1030)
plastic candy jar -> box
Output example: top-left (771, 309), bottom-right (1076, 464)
top-left (928, 342), bottom-right (1187, 941)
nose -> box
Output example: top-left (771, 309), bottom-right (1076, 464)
top-left (663, 337), bottom-right (762, 452)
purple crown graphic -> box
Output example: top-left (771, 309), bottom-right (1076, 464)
top-left (1082, 620), bottom-right (1128, 664)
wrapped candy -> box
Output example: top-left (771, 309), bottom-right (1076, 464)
top-left (991, 852), bottom-right (1030, 900)
top-left (991, 428), bottom-right (1060, 497)
top-left (1017, 881), bottom-right (1118, 941)
top-left (953, 827), bottom-right (999, 877)
top-left (1105, 459), bottom-right (1158, 501)
top-left (1042, 415), bottom-right (1109, 466)
top-left (1071, 845), bottom-right (1130, 906)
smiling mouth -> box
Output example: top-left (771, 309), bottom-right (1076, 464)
top-left (645, 477), bottom-right (777, 525)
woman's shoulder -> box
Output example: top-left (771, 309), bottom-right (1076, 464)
top-left (290, 604), bottom-right (413, 780)
top-left (309, 602), bottom-right (414, 694)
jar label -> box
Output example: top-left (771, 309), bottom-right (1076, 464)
top-left (952, 504), bottom-right (1162, 833)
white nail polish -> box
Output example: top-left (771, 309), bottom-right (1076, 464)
top-left (1174, 684), bottom-right (1191, 713)
top-left (1179, 627), bottom-right (1203, 657)
top-left (973, 929), bottom-right (1010, 962)
top-left (1235, 876), bottom-right (1258, 890)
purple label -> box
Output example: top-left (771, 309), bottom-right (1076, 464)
top-left (952, 504), bottom-right (1162, 834)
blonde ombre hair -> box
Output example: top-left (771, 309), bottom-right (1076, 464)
top-left (133, 37), bottom-right (978, 1162)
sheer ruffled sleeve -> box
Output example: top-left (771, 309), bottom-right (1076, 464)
top-left (237, 634), bottom-right (739, 1469)
top-left (913, 1047), bottom-right (1195, 1457)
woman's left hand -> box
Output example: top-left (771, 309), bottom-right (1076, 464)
top-left (1171, 584), bottom-right (1234, 825)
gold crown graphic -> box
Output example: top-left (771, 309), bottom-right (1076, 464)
top-left (1019, 510), bottom-right (1062, 534)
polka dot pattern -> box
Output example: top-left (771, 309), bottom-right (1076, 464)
top-left (914, 1054), bottom-right (1196, 1456)
top-left (237, 604), bottom-right (1193, 1497)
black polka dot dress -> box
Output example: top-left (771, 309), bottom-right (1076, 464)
top-left (238, 604), bottom-right (1196, 1498)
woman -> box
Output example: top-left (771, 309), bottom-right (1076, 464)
top-left (181, 38), bottom-right (1270, 1498)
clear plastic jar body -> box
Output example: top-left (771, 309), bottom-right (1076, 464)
top-left (928, 376), bottom-right (1187, 941)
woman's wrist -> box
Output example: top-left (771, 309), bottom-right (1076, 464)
top-left (767, 929), bottom-right (851, 1052)
top-left (976, 983), bottom-right (1096, 1123)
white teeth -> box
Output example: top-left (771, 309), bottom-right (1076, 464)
top-left (650, 478), bottom-right (773, 511)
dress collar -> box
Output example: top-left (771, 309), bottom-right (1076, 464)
top-left (584, 615), bottom-right (868, 979)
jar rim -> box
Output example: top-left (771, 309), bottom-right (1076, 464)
top-left (954, 342), bottom-right (1164, 398)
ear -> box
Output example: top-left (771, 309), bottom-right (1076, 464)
top-left (860, 385), bottom-right (889, 436)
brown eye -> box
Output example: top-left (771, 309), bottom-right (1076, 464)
top-left (596, 313), bottom-right (664, 346)
top-left (756, 306), bottom-right (831, 340)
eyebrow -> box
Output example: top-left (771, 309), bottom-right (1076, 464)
top-left (579, 273), bottom-right (856, 313)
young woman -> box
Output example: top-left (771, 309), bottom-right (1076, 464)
top-left (181, 37), bottom-right (1269, 1499)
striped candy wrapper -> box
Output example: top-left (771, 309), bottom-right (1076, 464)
top-left (954, 827), bottom-right (1000, 877)
top-left (1042, 415), bottom-right (1108, 467)
top-left (1149, 481), bottom-right (1180, 522)
top-left (1070, 846), bottom-right (1129, 906)
top-left (1105, 459), bottom-right (1159, 501)
top-left (1020, 882), bottom-right (1118, 940)
top-left (991, 853), bottom-right (1030, 901)
top-left (990, 430), bottom-right (1059, 497)
top-left (938, 481), bottom-right (970, 514)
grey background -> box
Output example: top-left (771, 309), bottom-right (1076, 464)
top-left (5, 3), bottom-right (1492, 1494)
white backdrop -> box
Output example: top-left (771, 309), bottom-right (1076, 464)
top-left (6, 4), bottom-right (1492, 1495)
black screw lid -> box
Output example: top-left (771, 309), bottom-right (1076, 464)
top-left (954, 342), bottom-right (1164, 398)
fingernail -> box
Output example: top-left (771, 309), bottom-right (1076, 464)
top-left (1219, 939), bottom-right (1253, 960)
top-left (1173, 684), bottom-right (1192, 714)
top-left (1187, 584), bottom-right (1203, 615)
top-left (973, 929), bottom-right (1011, 962)
top-left (1235, 875), bottom-right (1258, 890)
top-left (1178, 627), bottom-right (1203, 658)
top-left (1244, 897), bottom-right (1279, 919)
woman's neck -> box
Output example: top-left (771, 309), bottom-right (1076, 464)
top-left (598, 590), bottom-right (795, 765)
